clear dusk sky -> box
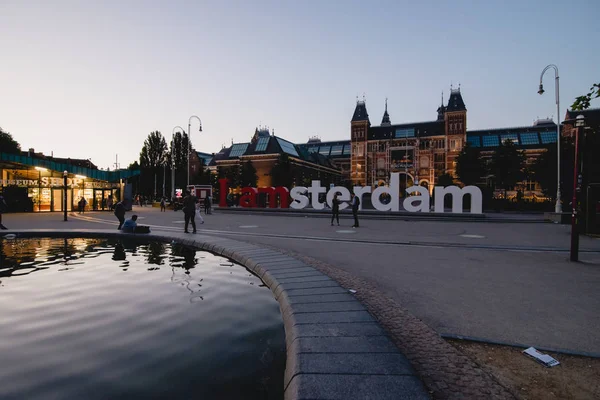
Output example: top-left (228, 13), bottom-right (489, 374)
top-left (1, 0), bottom-right (598, 169)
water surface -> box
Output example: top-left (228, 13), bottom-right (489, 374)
top-left (0, 237), bottom-right (285, 399)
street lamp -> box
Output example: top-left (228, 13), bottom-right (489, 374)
top-left (63, 171), bottom-right (68, 221)
top-left (570, 114), bottom-right (586, 261)
top-left (172, 125), bottom-right (185, 200)
top-left (188, 115), bottom-right (202, 187)
top-left (538, 64), bottom-right (562, 213)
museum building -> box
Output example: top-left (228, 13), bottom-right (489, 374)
top-left (299, 87), bottom-right (561, 197)
top-left (0, 149), bottom-right (139, 212)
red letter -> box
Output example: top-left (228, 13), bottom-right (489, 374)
top-left (258, 187), bottom-right (275, 208)
top-left (239, 187), bottom-right (258, 208)
top-left (273, 187), bottom-right (290, 208)
top-left (219, 178), bottom-right (229, 207)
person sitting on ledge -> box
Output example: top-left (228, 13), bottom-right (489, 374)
top-left (121, 215), bottom-right (138, 233)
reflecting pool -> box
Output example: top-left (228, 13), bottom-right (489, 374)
top-left (0, 237), bottom-right (285, 399)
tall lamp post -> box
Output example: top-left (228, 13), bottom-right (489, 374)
top-left (188, 116), bottom-right (202, 187)
top-left (63, 171), bottom-right (68, 221)
top-left (172, 126), bottom-right (185, 200)
top-left (570, 114), bottom-right (586, 262)
top-left (538, 64), bottom-right (562, 213)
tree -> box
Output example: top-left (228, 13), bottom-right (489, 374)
top-left (490, 140), bottom-right (525, 197)
top-left (128, 161), bottom-right (140, 170)
top-left (169, 132), bottom-right (190, 190)
top-left (455, 143), bottom-right (487, 186)
top-left (139, 131), bottom-right (168, 196)
top-left (0, 128), bottom-right (21, 154)
top-left (239, 160), bottom-right (258, 187)
top-left (140, 131), bottom-right (168, 169)
top-left (571, 83), bottom-right (600, 111)
top-left (270, 153), bottom-right (294, 188)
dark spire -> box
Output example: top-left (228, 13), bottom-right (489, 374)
top-left (437, 91), bottom-right (446, 121)
top-left (381, 98), bottom-right (391, 126)
top-left (446, 86), bottom-right (466, 112)
top-left (351, 98), bottom-right (370, 123)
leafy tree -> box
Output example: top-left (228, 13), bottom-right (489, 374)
top-left (571, 83), bottom-right (600, 111)
top-left (139, 131), bottom-right (168, 196)
top-left (239, 160), bottom-right (258, 187)
top-left (455, 143), bottom-right (487, 186)
top-left (0, 128), bottom-right (21, 154)
top-left (270, 153), bottom-right (294, 188)
top-left (128, 161), bottom-right (140, 170)
top-left (140, 131), bottom-right (168, 169)
top-left (490, 140), bottom-right (525, 197)
top-left (219, 166), bottom-right (240, 189)
top-left (436, 173), bottom-right (454, 187)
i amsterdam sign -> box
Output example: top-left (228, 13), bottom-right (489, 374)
top-left (219, 172), bottom-right (483, 214)
top-left (0, 178), bottom-right (119, 189)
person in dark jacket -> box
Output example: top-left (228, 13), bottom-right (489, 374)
top-left (351, 193), bottom-right (360, 228)
top-left (183, 191), bottom-right (197, 233)
top-left (114, 201), bottom-right (126, 230)
top-left (0, 194), bottom-right (7, 230)
top-left (331, 194), bottom-right (340, 226)
top-left (204, 196), bottom-right (211, 215)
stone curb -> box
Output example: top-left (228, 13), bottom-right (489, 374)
top-left (2, 229), bottom-right (430, 400)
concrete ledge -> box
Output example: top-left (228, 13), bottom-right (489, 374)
top-left (544, 212), bottom-right (571, 224)
top-left (2, 229), bottom-right (429, 400)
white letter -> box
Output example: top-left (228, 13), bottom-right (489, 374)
top-left (434, 185), bottom-right (482, 214)
top-left (403, 186), bottom-right (430, 213)
top-left (41, 177), bottom-right (49, 186)
top-left (352, 186), bottom-right (371, 211)
top-left (326, 187), bottom-right (351, 210)
top-left (290, 186), bottom-right (309, 209)
top-left (307, 180), bottom-right (327, 210)
top-left (371, 173), bottom-right (400, 211)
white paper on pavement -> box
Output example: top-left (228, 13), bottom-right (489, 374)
top-left (523, 347), bottom-right (560, 367)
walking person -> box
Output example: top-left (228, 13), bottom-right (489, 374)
top-left (183, 191), bottom-right (197, 233)
top-left (0, 193), bottom-right (8, 230)
top-left (204, 196), bottom-right (211, 215)
top-left (331, 193), bottom-right (340, 226)
top-left (107, 195), bottom-right (113, 211)
top-left (351, 193), bottom-right (360, 228)
top-left (160, 197), bottom-right (166, 212)
top-left (114, 200), bottom-right (126, 230)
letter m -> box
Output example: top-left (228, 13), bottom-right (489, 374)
top-left (434, 186), bottom-right (482, 214)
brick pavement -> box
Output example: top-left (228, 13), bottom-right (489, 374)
top-left (267, 245), bottom-right (516, 399)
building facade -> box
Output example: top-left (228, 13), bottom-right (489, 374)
top-left (299, 88), bottom-right (560, 198)
top-left (0, 150), bottom-right (139, 212)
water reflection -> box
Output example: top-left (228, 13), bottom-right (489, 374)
top-left (0, 237), bottom-right (286, 400)
top-left (0, 238), bottom-right (201, 278)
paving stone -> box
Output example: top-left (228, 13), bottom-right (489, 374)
top-left (284, 373), bottom-right (429, 400)
top-left (292, 310), bottom-right (375, 324)
top-left (292, 335), bottom-right (397, 353)
top-left (288, 301), bottom-right (366, 313)
top-left (285, 293), bottom-right (356, 304)
top-left (286, 353), bottom-right (415, 384)
top-left (277, 275), bottom-right (332, 284)
top-left (276, 280), bottom-right (342, 291)
top-left (290, 322), bottom-right (386, 339)
top-left (284, 286), bottom-right (349, 297)
top-left (266, 268), bottom-right (320, 278)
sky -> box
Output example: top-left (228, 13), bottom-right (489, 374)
top-left (1, 0), bottom-right (598, 170)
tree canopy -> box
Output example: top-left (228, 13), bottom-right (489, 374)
top-left (239, 160), bottom-right (258, 187)
top-left (0, 128), bottom-right (21, 154)
top-left (455, 143), bottom-right (487, 186)
top-left (490, 140), bottom-right (525, 194)
top-left (436, 173), bottom-right (454, 187)
top-left (270, 153), bottom-right (293, 188)
top-left (571, 83), bottom-right (599, 111)
top-left (140, 131), bottom-right (168, 169)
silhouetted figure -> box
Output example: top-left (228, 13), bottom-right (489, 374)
top-left (351, 193), bottom-right (360, 228)
top-left (331, 194), bottom-right (340, 226)
top-left (114, 201), bottom-right (126, 229)
top-left (204, 196), bottom-right (211, 214)
top-left (160, 197), bottom-right (166, 212)
top-left (183, 191), bottom-right (197, 233)
top-left (0, 194), bottom-right (7, 230)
